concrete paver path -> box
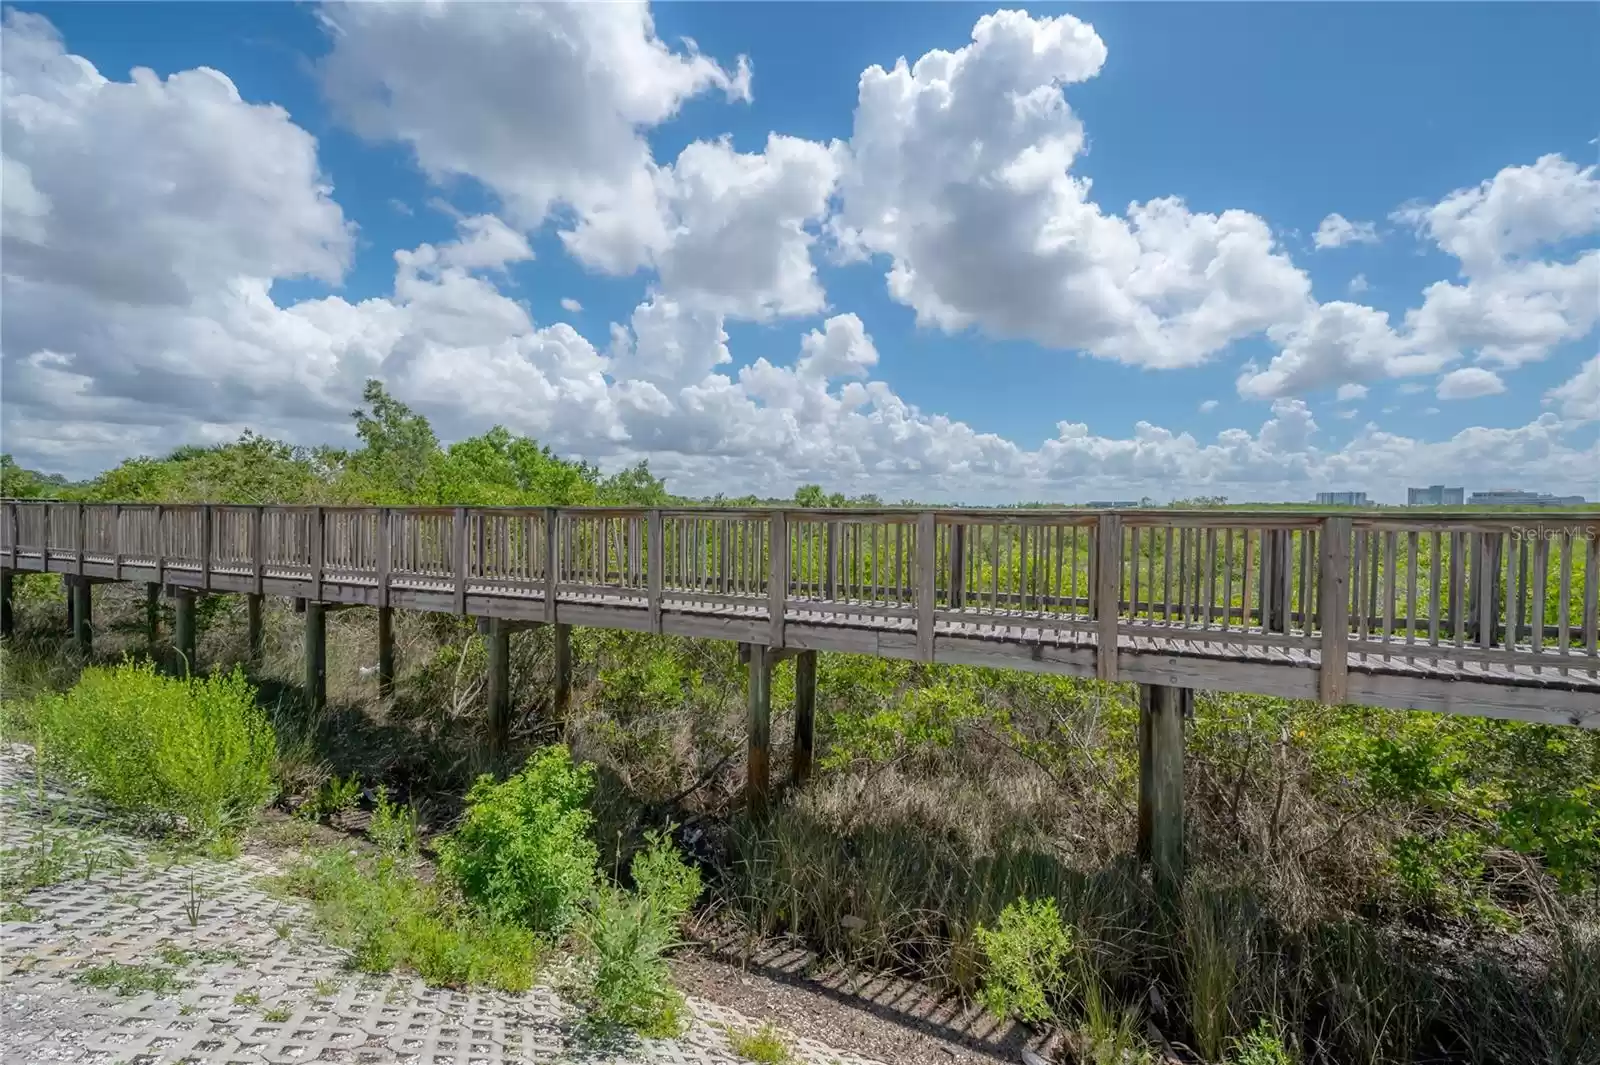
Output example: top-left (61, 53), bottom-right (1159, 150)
top-left (0, 747), bottom-right (888, 1065)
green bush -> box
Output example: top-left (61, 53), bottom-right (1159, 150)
top-left (571, 884), bottom-right (687, 1037)
top-left (570, 831), bottom-right (700, 1037)
top-left (974, 896), bottom-right (1075, 1023)
top-left (437, 745), bottom-right (598, 933)
top-left (33, 661), bottom-right (275, 839)
top-left (297, 773), bottom-right (361, 823)
top-left (283, 849), bottom-right (537, 991)
top-left (631, 829), bottom-right (702, 922)
top-left (369, 786), bottom-right (419, 857)
top-left (1228, 1019), bottom-right (1296, 1065)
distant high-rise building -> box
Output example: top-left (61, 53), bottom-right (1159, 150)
top-left (1408, 485), bottom-right (1465, 506)
top-left (1315, 491), bottom-right (1369, 506)
top-left (1468, 490), bottom-right (1587, 507)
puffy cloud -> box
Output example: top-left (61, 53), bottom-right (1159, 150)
top-left (411, 214), bottom-right (532, 274)
top-left (1241, 157), bottom-right (1600, 398)
top-left (1436, 367), bottom-right (1506, 400)
top-left (0, 7), bottom-right (358, 462)
top-left (797, 314), bottom-right (877, 379)
top-left (1, 9), bottom-right (351, 310)
top-left (320, 2), bottom-right (839, 325)
top-left (570, 134), bottom-right (843, 320)
top-left (1392, 154), bottom-right (1600, 274)
top-left (1336, 384), bottom-right (1368, 401)
top-left (319, 0), bottom-right (749, 234)
top-left (1313, 213), bottom-right (1380, 249)
top-left (1347, 272), bottom-right (1370, 295)
top-left (831, 10), bottom-right (1312, 370)
top-left (1198, 399), bottom-right (1219, 413)
top-left (1546, 353), bottom-right (1600, 421)
top-left (560, 298), bottom-right (583, 314)
top-left (605, 296), bottom-right (730, 389)
top-left (5, 8), bottom-right (1598, 508)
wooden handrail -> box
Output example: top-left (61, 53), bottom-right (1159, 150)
top-left (2, 500), bottom-right (1596, 705)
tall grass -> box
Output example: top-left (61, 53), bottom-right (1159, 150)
top-left (30, 660), bottom-right (276, 839)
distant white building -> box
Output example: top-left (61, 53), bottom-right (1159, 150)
top-left (1315, 491), bottom-right (1369, 506)
top-left (1468, 490), bottom-right (1587, 507)
top-left (1408, 485), bottom-right (1465, 506)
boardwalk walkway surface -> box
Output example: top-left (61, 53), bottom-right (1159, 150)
top-left (3, 501), bottom-right (1597, 727)
top-left (0, 746), bottom-right (893, 1065)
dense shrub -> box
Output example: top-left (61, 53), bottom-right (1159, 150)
top-left (437, 745), bottom-right (599, 933)
top-left (32, 661), bottom-right (275, 839)
top-left (283, 849), bottom-right (537, 991)
top-left (973, 895), bottom-right (1075, 1023)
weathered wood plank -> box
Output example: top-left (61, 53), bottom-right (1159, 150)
top-left (1319, 516), bottom-right (1351, 704)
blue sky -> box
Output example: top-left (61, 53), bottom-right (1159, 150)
top-left (2, 2), bottom-right (1597, 502)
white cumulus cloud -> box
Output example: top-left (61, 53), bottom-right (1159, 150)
top-left (1436, 367), bottom-right (1507, 400)
top-left (1314, 213), bottom-right (1380, 249)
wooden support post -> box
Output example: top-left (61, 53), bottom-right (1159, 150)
top-left (174, 588), bottom-right (197, 677)
top-left (246, 594), bottom-right (264, 664)
top-left (377, 606), bottom-right (395, 700)
top-left (71, 576), bottom-right (92, 654)
top-left (747, 643), bottom-right (772, 814)
top-left (544, 508), bottom-right (559, 623)
top-left (310, 506), bottom-right (324, 603)
top-left (200, 505), bottom-right (212, 590)
top-left (1319, 516), bottom-right (1351, 705)
top-left (145, 582), bottom-right (160, 653)
top-left (1, 571), bottom-right (13, 639)
top-left (453, 507), bottom-right (470, 615)
top-left (648, 509), bottom-right (664, 634)
top-left (64, 574), bottom-right (75, 632)
top-left (486, 618), bottom-right (511, 758)
top-left (305, 601), bottom-right (327, 710)
top-left (552, 622), bottom-right (572, 716)
top-left (791, 649), bottom-right (817, 788)
top-left (477, 615), bottom-right (491, 635)
top-left (916, 511), bottom-right (937, 662)
top-left (1095, 514), bottom-right (1122, 682)
top-left (252, 506), bottom-right (265, 596)
top-left (1138, 684), bottom-right (1188, 904)
top-left (769, 511), bottom-right (787, 649)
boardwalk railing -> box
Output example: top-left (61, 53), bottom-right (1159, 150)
top-left (3, 501), bottom-right (1597, 725)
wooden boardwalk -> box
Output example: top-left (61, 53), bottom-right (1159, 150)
top-left (3, 501), bottom-right (1597, 728)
